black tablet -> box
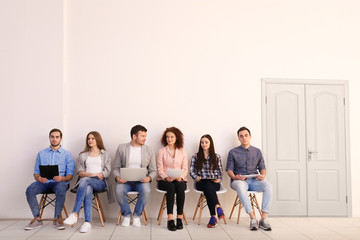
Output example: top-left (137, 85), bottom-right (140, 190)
top-left (39, 165), bottom-right (59, 179)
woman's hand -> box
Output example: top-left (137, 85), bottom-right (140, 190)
top-left (165, 177), bottom-right (175, 182)
top-left (175, 177), bottom-right (183, 182)
top-left (212, 179), bottom-right (221, 183)
top-left (195, 177), bottom-right (201, 182)
top-left (97, 173), bottom-right (104, 180)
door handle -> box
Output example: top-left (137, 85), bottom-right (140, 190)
top-left (308, 149), bottom-right (318, 161)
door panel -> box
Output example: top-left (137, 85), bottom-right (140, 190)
top-left (266, 84), bottom-right (307, 215)
top-left (306, 85), bottom-right (347, 216)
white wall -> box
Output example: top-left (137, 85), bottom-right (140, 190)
top-left (1, 0), bottom-right (360, 219)
top-left (0, 0), bottom-right (64, 218)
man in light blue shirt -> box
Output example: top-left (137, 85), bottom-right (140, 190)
top-left (25, 129), bottom-right (75, 230)
top-left (226, 126), bottom-right (272, 231)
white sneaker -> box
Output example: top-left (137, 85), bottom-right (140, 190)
top-left (80, 222), bottom-right (91, 233)
top-left (121, 216), bottom-right (130, 227)
top-left (64, 213), bottom-right (78, 225)
top-left (133, 217), bottom-right (141, 227)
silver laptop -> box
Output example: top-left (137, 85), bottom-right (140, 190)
top-left (120, 168), bottom-right (147, 181)
top-left (167, 168), bottom-right (184, 178)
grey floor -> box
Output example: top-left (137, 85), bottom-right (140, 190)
top-left (1, 217), bottom-right (360, 240)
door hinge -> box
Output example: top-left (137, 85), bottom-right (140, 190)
top-left (343, 98), bottom-right (345, 105)
top-left (265, 96), bottom-right (267, 104)
top-left (346, 196), bottom-right (348, 203)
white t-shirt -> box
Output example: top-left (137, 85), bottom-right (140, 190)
top-left (85, 156), bottom-right (102, 173)
top-left (128, 145), bottom-right (142, 168)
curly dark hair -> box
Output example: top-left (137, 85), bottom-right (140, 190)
top-left (196, 134), bottom-right (218, 171)
top-left (161, 127), bottom-right (184, 149)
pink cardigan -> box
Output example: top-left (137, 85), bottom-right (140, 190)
top-left (156, 146), bottom-right (188, 181)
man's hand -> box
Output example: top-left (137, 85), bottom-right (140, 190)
top-left (212, 179), bottom-right (221, 183)
top-left (195, 177), bottom-right (201, 182)
top-left (38, 176), bottom-right (48, 183)
top-left (141, 176), bottom-right (151, 183)
top-left (257, 174), bottom-right (265, 181)
top-left (165, 177), bottom-right (175, 182)
top-left (116, 176), bottom-right (127, 183)
top-left (97, 173), bottom-right (104, 180)
top-left (53, 176), bottom-right (63, 182)
top-left (234, 174), bottom-right (246, 181)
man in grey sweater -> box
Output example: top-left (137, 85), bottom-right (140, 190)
top-left (113, 125), bottom-right (156, 227)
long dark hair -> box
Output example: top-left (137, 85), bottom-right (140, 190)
top-left (196, 134), bottom-right (218, 171)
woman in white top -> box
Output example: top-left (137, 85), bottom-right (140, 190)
top-left (64, 131), bottom-right (113, 232)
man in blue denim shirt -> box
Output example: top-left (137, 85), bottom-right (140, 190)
top-left (25, 129), bottom-right (75, 230)
top-left (226, 126), bottom-right (272, 231)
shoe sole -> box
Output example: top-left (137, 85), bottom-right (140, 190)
top-left (24, 226), bottom-right (42, 230)
top-left (250, 227), bottom-right (258, 231)
top-left (25, 224), bottom-right (43, 230)
top-left (207, 223), bottom-right (218, 228)
top-left (64, 221), bottom-right (77, 225)
top-left (259, 226), bottom-right (272, 231)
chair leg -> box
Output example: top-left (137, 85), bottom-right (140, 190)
top-left (193, 194), bottom-right (202, 220)
top-left (38, 194), bottom-right (45, 210)
top-left (252, 194), bottom-right (262, 216)
top-left (198, 194), bottom-right (205, 225)
top-left (97, 196), bottom-right (106, 222)
top-left (63, 205), bottom-right (69, 218)
top-left (116, 211), bottom-right (122, 226)
top-left (143, 209), bottom-right (148, 222)
top-left (249, 193), bottom-right (256, 217)
top-left (183, 211), bottom-right (188, 225)
top-left (157, 194), bottom-right (166, 221)
top-left (94, 195), bottom-right (104, 227)
top-left (39, 194), bottom-right (47, 220)
top-left (142, 210), bottom-right (147, 225)
top-left (229, 195), bottom-right (238, 220)
top-left (237, 201), bottom-right (242, 224)
top-left (158, 194), bottom-right (167, 225)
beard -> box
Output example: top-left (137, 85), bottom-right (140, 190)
top-left (51, 142), bottom-right (60, 148)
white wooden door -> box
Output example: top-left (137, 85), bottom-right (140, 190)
top-left (306, 85), bottom-right (347, 216)
top-left (266, 84), bottom-right (307, 215)
top-left (265, 83), bottom-right (348, 216)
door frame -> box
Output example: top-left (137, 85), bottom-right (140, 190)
top-left (261, 78), bottom-right (352, 217)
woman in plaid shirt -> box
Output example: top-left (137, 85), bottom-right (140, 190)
top-left (190, 134), bottom-right (224, 228)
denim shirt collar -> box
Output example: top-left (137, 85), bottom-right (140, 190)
top-left (47, 146), bottom-right (63, 153)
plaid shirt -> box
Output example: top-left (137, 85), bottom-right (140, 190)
top-left (190, 154), bottom-right (223, 180)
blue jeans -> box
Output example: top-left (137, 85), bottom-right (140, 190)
top-left (72, 177), bottom-right (106, 222)
top-left (25, 181), bottom-right (68, 219)
top-left (231, 178), bottom-right (272, 214)
top-left (115, 182), bottom-right (151, 217)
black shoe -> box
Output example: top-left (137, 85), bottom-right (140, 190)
top-left (176, 218), bottom-right (183, 230)
top-left (167, 220), bottom-right (177, 231)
